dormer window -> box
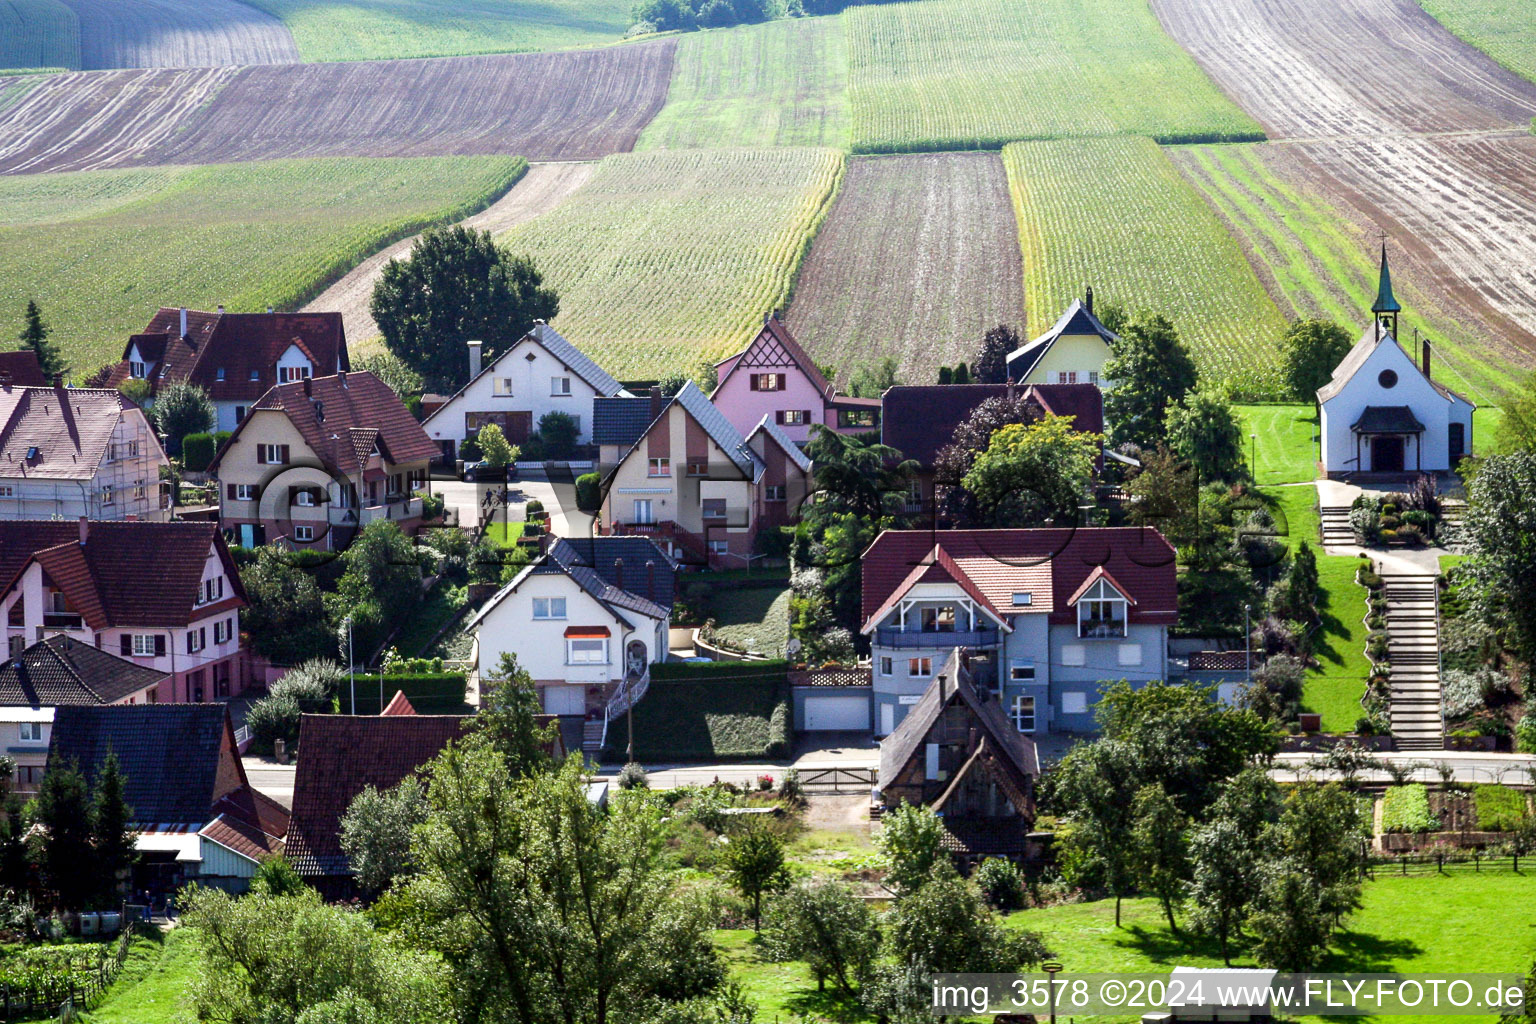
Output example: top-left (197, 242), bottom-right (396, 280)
top-left (129, 361), bottom-right (146, 379)
top-left (216, 368), bottom-right (226, 381)
top-left (281, 364), bottom-right (312, 383)
top-left (920, 605), bottom-right (957, 632)
top-left (1076, 577), bottom-right (1128, 638)
top-left (249, 369), bottom-right (261, 381)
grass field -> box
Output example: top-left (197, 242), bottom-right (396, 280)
top-left (0, 0), bottom-right (77, 71)
top-left (1171, 142), bottom-right (1512, 402)
top-left (844, 0), bottom-right (1263, 154)
top-left (638, 18), bottom-right (848, 151)
top-left (0, 155), bottom-right (526, 376)
top-left (242, 0), bottom-right (632, 61)
top-left (496, 148), bottom-right (843, 378)
top-left (80, 929), bottom-right (196, 1024)
top-left (1416, 0), bottom-right (1536, 86)
top-left (1235, 404), bottom-right (1318, 485)
top-left (1004, 137), bottom-right (1289, 396)
top-left (1304, 554), bottom-right (1373, 733)
top-left (706, 585), bottom-right (791, 658)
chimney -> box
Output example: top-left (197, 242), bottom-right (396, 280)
top-left (52, 373), bottom-right (64, 390)
top-left (266, 304), bottom-right (274, 314)
top-left (646, 559), bottom-right (657, 602)
top-left (1084, 284), bottom-right (1095, 315)
top-left (613, 557), bottom-right (624, 593)
top-left (338, 370), bottom-right (348, 389)
top-left (303, 378), bottom-right (312, 397)
top-left (533, 319), bottom-right (546, 326)
top-left (1422, 337), bottom-right (1431, 379)
top-left (467, 339), bottom-right (483, 380)
top-left (764, 310), bottom-right (772, 325)
top-left (650, 387), bottom-right (666, 423)
top-left (77, 516), bottom-right (88, 546)
top-left (179, 307), bottom-right (188, 338)
top-left (217, 304), bottom-right (225, 315)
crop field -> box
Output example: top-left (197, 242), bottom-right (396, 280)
top-left (843, 0), bottom-right (1263, 154)
top-left (1, 0), bottom-right (78, 70)
top-left (60, 0), bottom-right (299, 70)
top-left (785, 152), bottom-right (1021, 383)
top-left (0, 155), bottom-right (526, 375)
top-left (242, 0), bottom-right (631, 62)
top-left (1417, 0), bottom-right (1536, 84)
top-left (638, 18), bottom-right (848, 151)
top-left (1004, 137), bottom-right (1288, 395)
top-left (0, 39), bottom-right (677, 174)
top-left (494, 148), bottom-right (843, 378)
top-left (1171, 143), bottom-right (1518, 401)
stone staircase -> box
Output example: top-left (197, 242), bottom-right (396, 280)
top-left (1320, 505), bottom-right (1354, 548)
top-left (1380, 573), bottom-right (1443, 750)
top-left (583, 720), bottom-right (605, 752)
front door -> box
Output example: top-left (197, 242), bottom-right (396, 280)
top-left (633, 499), bottom-right (654, 525)
top-left (508, 411), bottom-right (534, 444)
top-left (626, 640), bottom-right (647, 678)
top-left (1371, 436), bottom-right (1404, 473)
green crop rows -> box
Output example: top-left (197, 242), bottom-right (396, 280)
top-left (0, 155), bottom-right (527, 376)
top-left (495, 147), bottom-right (844, 378)
top-left (0, 0), bottom-right (77, 71)
top-left (1416, 0), bottom-right (1536, 85)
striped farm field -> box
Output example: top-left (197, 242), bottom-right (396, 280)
top-left (0, 0), bottom-right (78, 70)
top-left (844, 0), bottom-right (1264, 153)
top-left (1004, 137), bottom-right (1288, 396)
top-left (0, 155), bottom-right (526, 376)
top-left (638, 18), bottom-right (848, 151)
top-left (495, 148), bottom-right (843, 378)
top-left (1415, 0), bottom-right (1536, 87)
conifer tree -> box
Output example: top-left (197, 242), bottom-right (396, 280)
top-left (17, 300), bottom-right (65, 379)
top-left (91, 752), bottom-right (136, 904)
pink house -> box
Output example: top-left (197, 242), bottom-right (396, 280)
top-left (712, 314), bottom-right (880, 445)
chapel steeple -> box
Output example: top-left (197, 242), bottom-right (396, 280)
top-left (1372, 243), bottom-right (1401, 340)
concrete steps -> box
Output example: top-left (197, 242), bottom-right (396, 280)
top-left (1320, 505), bottom-right (1354, 546)
top-left (1378, 572), bottom-right (1443, 750)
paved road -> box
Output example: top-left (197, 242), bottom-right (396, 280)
top-left (1274, 750), bottom-right (1536, 785)
top-left (243, 758), bottom-right (295, 809)
top-left (427, 473), bottom-right (594, 539)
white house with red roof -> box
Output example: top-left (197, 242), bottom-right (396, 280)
top-left (860, 527), bottom-right (1177, 737)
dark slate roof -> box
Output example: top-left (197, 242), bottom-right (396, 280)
top-left (592, 396), bottom-right (655, 446)
top-left (880, 383), bottom-right (1103, 467)
top-left (0, 636), bottom-right (166, 706)
top-left (286, 714), bottom-right (469, 877)
top-left (673, 382), bottom-right (761, 478)
top-left (554, 536), bottom-right (678, 611)
top-left (1352, 405), bottom-right (1425, 433)
top-left (748, 416), bottom-right (814, 473)
top-left (1006, 298), bottom-right (1118, 380)
top-left (47, 704), bottom-right (238, 827)
top-left (0, 351), bottom-right (47, 387)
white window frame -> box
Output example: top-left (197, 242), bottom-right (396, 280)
top-left (647, 458), bottom-right (670, 478)
top-left (632, 499), bottom-right (654, 524)
top-left (493, 377), bottom-right (514, 396)
top-left (294, 525), bottom-right (315, 542)
top-left (280, 364), bottom-right (312, 383)
top-left (0, 485), bottom-right (13, 498)
top-left (100, 485), bottom-right (115, 506)
top-left (260, 444), bottom-right (285, 465)
top-left (551, 376), bottom-right (572, 396)
top-left (908, 657), bottom-right (932, 678)
top-left (17, 722), bottom-right (44, 743)
top-left (133, 482), bottom-right (146, 501)
top-left (1011, 695), bottom-right (1036, 733)
top-left (129, 360), bottom-right (146, 379)
top-left (879, 656), bottom-right (893, 676)
top-left (708, 539), bottom-right (729, 556)
top-left (567, 638), bottom-right (607, 665)
top-left (235, 484), bottom-right (258, 501)
top-left (754, 374), bottom-right (784, 392)
top-left (1088, 370), bottom-right (1099, 384)
top-left (1076, 578), bottom-right (1128, 638)
top-left (532, 597), bottom-right (567, 620)
top-left (131, 634), bottom-right (156, 657)
top-left (781, 409), bottom-right (808, 425)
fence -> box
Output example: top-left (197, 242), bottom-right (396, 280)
top-left (795, 764), bottom-right (877, 793)
top-left (1365, 851), bottom-right (1531, 878)
top-left (2, 924), bottom-right (136, 1022)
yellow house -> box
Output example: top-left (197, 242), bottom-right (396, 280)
top-left (1006, 289), bottom-right (1118, 387)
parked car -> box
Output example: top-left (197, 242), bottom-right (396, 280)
top-left (463, 461), bottom-right (516, 483)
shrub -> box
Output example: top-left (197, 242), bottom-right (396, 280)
top-left (181, 432), bottom-right (216, 472)
top-left (1474, 784), bottom-right (1528, 832)
top-left (1349, 495), bottom-right (1382, 543)
top-left (778, 769), bottom-right (803, 802)
top-left (1517, 710), bottom-right (1536, 754)
top-left (575, 472), bottom-right (601, 512)
top-left (1354, 717), bottom-right (1376, 737)
top-left (1379, 528), bottom-right (1398, 544)
top-left (618, 762), bottom-right (649, 790)
top-left (974, 857), bottom-right (1027, 911)
top-left (1440, 667), bottom-right (1506, 721)
top-left (458, 436), bottom-right (481, 461)
top-left (1402, 509), bottom-right (1435, 530)
top-left (525, 498), bottom-right (545, 518)
top-left (1381, 784), bottom-right (1439, 833)
top-left (1366, 631), bottom-right (1389, 660)
top-left (1395, 523), bottom-right (1424, 546)
top-left (534, 411), bottom-right (580, 460)
top-left (246, 691), bottom-right (302, 749)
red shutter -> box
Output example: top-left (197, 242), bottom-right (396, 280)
top-left (119, 634), bottom-right (131, 656)
top-left (227, 483), bottom-right (236, 500)
top-left (154, 635), bottom-right (166, 656)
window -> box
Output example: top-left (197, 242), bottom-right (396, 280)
top-left (249, 369), bottom-right (261, 381)
top-left (493, 377), bottom-right (514, 396)
top-left (1056, 371), bottom-right (1078, 384)
top-left (750, 374), bottom-right (786, 392)
top-left (1009, 660), bottom-right (1035, 682)
top-left (294, 525), bottom-right (314, 542)
top-left (0, 485), bottom-right (12, 498)
top-left (1061, 692), bottom-right (1088, 715)
top-left (837, 408), bottom-right (878, 429)
top-left (100, 485), bottom-right (114, 506)
top-left (1077, 577), bottom-right (1128, 638)
top-left (235, 484), bottom-right (258, 501)
top-left (908, 657), bottom-right (932, 678)
top-left (879, 656), bottom-right (893, 676)
top-left (533, 597), bottom-right (567, 620)
top-left (686, 457), bottom-right (708, 477)
top-left (214, 618), bottom-right (232, 644)
top-left (203, 577), bottom-right (224, 604)
top-left (702, 498), bottom-right (726, 519)
top-left (1010, 695), bottom-right (1036, 733)
top-left (234, 406), bottom-right (246, 423)
top-left (216, 367), bottom-right (226, 381)
top-left (258, 444), bottom-right (289, 465)
top-left (131, 634), bottom-right (157, 657)
top-left (1087, 371), bottom-right (1099, 384)
top-left (133, 482), bottom-right (146, 501)
top-left (551, 377), bottom-right (572, 396)
top-left (632, 499), bottom-right (654, 524)
top-left (1449, 422), bottom-right (1466, 460)
top-left (1061, 644), bottom-right (1086, 667)
top-left (188, 628), bottom-right (205, 654)
top-left (648, 458), bottom-right (670, 478)
top-left (1011, 592), bottom-right (1033, 607)
top-left (776, 409), bottom-right (809, 426)
top-left (765, 484), bottom-right (786, 501)
top-left (1378, 369), bottom-right (1398, 389)
top-left (294, 488), bottom-right (317, 507)
top-left (1118, 643), bottom-right (1143, 667)
top-left (280, 364), bottom-right (312, 383)
top-left (708, 539), bottom-right (729, 556)
top-left (129, 360), bottom-right (146, 379)
top-left (567, 638), bottom-right (607, 664)
top-left (920, 606), bottom-right (956, 632)
top-left (17, 723), bottom-right (43, 744)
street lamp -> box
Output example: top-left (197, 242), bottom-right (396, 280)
top-left (1250, 432), bottom-right (1257, 479)
top-left (1043, 961), bottom-right (1064, 1024)
top-left (342, 615), bottom-right (355, 714)
top-left (1244, 603), bottom-right (1252, 683)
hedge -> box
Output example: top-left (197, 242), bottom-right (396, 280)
top-left (181, 432), bottom-right (215, 472)
top-left (651, 659), bottom-right (788, 681)
top-left (604, 671), bottom-right (790, 761)
top-left (336, 672), bottom-right (468, 715)
top-left (1474, 784), bottom-right (1529, 832)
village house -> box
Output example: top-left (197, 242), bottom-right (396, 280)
top-left (0, 351), bottom-right (46, 388)
top-left (421, 323), bottom-right (630, 461)
top-left (877, 650), bottom-right (1040, 860)
top-left (0, 635), bottom-right (167, 793)
top-left (0, 519), bottom-right (248, 703)
top-left (471, 536), bottom-right (676, 746)
top-left (1318, 249), bottom-right (1474, 477)
top-left (597, 382), bottom-right (810, 566)
top-left (0, 381), bottom-right (170, 522)
top-left (47, 704), bottom-right (288, 895)
top-left (880, 382), bottom-right (1104, 514)
top-left (1006, 289), bottom-right (1119, 386)
top-left (96, 307), bottom-right (350, 433)
top-left (860, 527), bottom-right (1177, 737)
top-left (593, 394), bottom-right (658, 473)
top-left (208, 370), bottom-right (438, 549)
top-left (711, 313), bottom-right (881, 445)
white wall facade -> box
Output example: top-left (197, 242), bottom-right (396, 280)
top-left (0, 408), bottom-right (168, 522)
top-left (425, 337), bottom-right (609, 450)
top-left (1320, 339), bottom-right (1474, 475)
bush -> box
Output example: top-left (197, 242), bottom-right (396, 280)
top-left (1395, 522), bottom-right (1424, 546)
top-left (974, 857), bottom-right (1027, 911)
top-left (1402, 509), bottom-right (1435, 530)
top-left (534, 411), bottom-right (580, 460)
top-left (246, 692), bottom-right (302, 749)
top-left (525, 498), bottom-right (545, 518)
top-left (618, 763), bottom-right (649, 790)
top-left (1473, 784), bottom-right (1528, 832)
top-left (1517, 710), bottom-right (1536, 754)
top-left (458, 436), bottom-right (481, 461)
top-left (1440, 667), bottom-right (1506, 721)
top-left (575, 472), bottom-right (601, 512)
top-left (1366, 631), bottom-right (1389, 660)
top-left (1349, 495), bottom-right (1382, 544)
top-left (1381, 784), bottom-right (1440, 833)
top-left (181, 432), bottom-right (216, 472)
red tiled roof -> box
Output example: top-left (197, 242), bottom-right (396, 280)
top-left (859, 545), bottom-right (1013, 634)
top-left (285, 714), bottom-right (470, 877)
top-left (0, 351), bottom-right (47, 387)
top-left (1026, 383), bottom-right (1104, 436)
top-left (200, 812), bottom-right (284, 863)
top-left (380, 690), bottom-right (416, 716)
top-left (213, 788), bottom-right (291, 839)
top-left (0, 386), bottom-right (158, 481)
top-left (0, 521), bottom-right (246, 629)
top-left (209, 371), bottom-right (437, 476)
top-left (100, 309), bottom-right (349, 402)
top-left (1066, 564), bottom-right (1137, 607)
top-left (861, 528), bottom-right (1177, 628)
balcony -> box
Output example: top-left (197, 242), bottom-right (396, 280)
top-left (42, 612), bottom-right (83, 630)
top-left (874, 627), bottom-right (1001, 649)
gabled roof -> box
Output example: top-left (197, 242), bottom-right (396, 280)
top-left (714, 314), bottom-right (832, 399)
top-left (99, 308), bottom-right (349, 402)
top-left (0, 635), bottom-right (166, 707)
top-left (861, 528), bottom-right (1176, 628)
top-left (209, 371), bottom-right (438, 475)
top-left (285, 714), bottom-right (470, 877)
top-left (0, 521), bottom-right (245, 629)
top-left (748, 415), bottom-right (814, 474)
top-left (48, 704), bottom-right (245, 827)
top-left (0, 386), bottom-right (158, 481)
top-left (469, 536), bottom-right (676, 632)
top-left (0, 351), bottom-right (46, 387)
top-left (1066, 564), bottom-right (1137, 607)
top-left (592, 396), bottom-right (655, 447)
top-left (380, 690), bottom-right (417, 716)
top-left (1006, 298), bottom-right (1119, 380)
top-left (421, 323), bottom-right (626, 431)
top-left (674, 382), bottom-right (762, 478)
top-left (878, 651), bottom-right (1039, 792)
top-left (859, 545), bottom-right (1014, 634)
top-left (200, 813), bottom-right (284, 864)
top-left (1315, 324), bottom-right (1471, 406)
top-left (1026, 383), bottom-right (1105, 437)
top-left (879, 383), bottom-right (1103, 468)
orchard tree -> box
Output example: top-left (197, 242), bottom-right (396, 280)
top-left (1103, 313), bottom-right (1198, 449)
top-left (721, 820), bottom-right (787, 930)
top-left (340, 780), bottom-right (429, 896)
top-left (1281, 318), bottom-right (1353, 404)
top-left (372, 225), bottom-right (558, 392)
top-left (762, 879), bottom-right (880, 996)
top-left (1130, 783), bottom-right (1189, 933)
top-left (875, 802), bottom-right (944, 897)
top-left (848, 356), bottom-right (900, 399)
top-left (1052, 738), bottom-right (1140, 925)
top-left (1246, 864), bottom-right (1333, 970)
top-left (885, 863), bottom-right (1052, 974)
top-left (17, 300), bottom-right (65, 379)
top-left (358, 351), bottom-right (425, 400)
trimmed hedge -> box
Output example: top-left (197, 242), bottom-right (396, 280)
top-left (1474, 784), bottom-right (1529, 832)
top-left (651, 659), bottom-right (788, 681)
top-left (605, 665), bottom-right (789, 761)
top-left (336, 672), bottom-right (468, 715)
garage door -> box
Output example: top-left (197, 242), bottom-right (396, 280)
top-left (803, 695), bottom-right (870, 731)
top-left (543, 685), bottom-right (586, 716)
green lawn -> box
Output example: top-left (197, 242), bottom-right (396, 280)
top-left (391, 581), bottom-right (469, 658)
top-left (719, 929), bottom-right (873, 1023)
top-left (81, 929), bottom-right (197, 1024)
top-left (483, 520), bottom-right (526, 547)
top-left (1236, 404), bottom-right (1318, 485)
top-left (637, 18), bottom-right (849, 151)
top-left (1304, 554), bottom-right (1373, 733)
top-left (706, 585), bottom-right (791, 659)
top-left (241, 0), bottom-right (632, 62)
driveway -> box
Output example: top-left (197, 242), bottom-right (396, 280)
top-left (427, 472), bottom-right (593, 539)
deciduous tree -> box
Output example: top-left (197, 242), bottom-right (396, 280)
top-left (240, 548), bottom-right (336, 665)
top-left (1130, 783), bottom-right (1189, 933)
top-left (1465, 452), bottom-right (1536, 662)
top-left (720, 820), bottom-right (786, 930)
top-left (477, 423), bottom-right (516, 468)
top-left (761, 879), bottom-right (880, 995)
top-left (1165, 388), bottom-right (1246, 484)
top-left (151, 381), bottom-right (215, 456)
top-left (885, 863), bottom-right (1051, 974)
top-left (1280, 318), bottom-right (1353, 404)
top-left (1103, 313), bottom-right (1197, 449)
top-left (874, 803), bottom-right (944, 897)
top-left (341, 780), bottom-right (429, 896)
top-left (961, 414), bottom-right (1101, 526)
top-left (973, 324), bottom-right (1019, 384)
top-left (1052, 739), bottom-right (1139, 925)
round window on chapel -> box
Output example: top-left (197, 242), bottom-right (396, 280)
top-left (1378, 369), bottom-right (1398, 389)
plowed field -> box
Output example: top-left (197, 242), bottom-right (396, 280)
top-left (0, 38), bottom-right (677, 173)
top-left (60, 0), bottom-right (298, 69)
top-left (784, 152), bottom-right (1021, 384)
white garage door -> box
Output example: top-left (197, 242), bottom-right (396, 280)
top-left (543, 685), bottom-right (586, 716)
top-left (804, 695), bottom-right (870, 731)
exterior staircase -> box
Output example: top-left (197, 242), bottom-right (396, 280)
top-left (582, 720), bottom-right (605, 752)
top-left (1380, 573), bottom-right (1443, 750)
top-left (1320, 505), bottom-right (1354, 548)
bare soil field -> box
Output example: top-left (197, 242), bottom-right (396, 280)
top-left (60, 0), bottom-right (299, 69)
top-left (0, 38), bottom-right (677, 173)
top-left (310, 161), bottom-right (596, 353)
top-left (785, 152), bottom-right (1022, 385)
